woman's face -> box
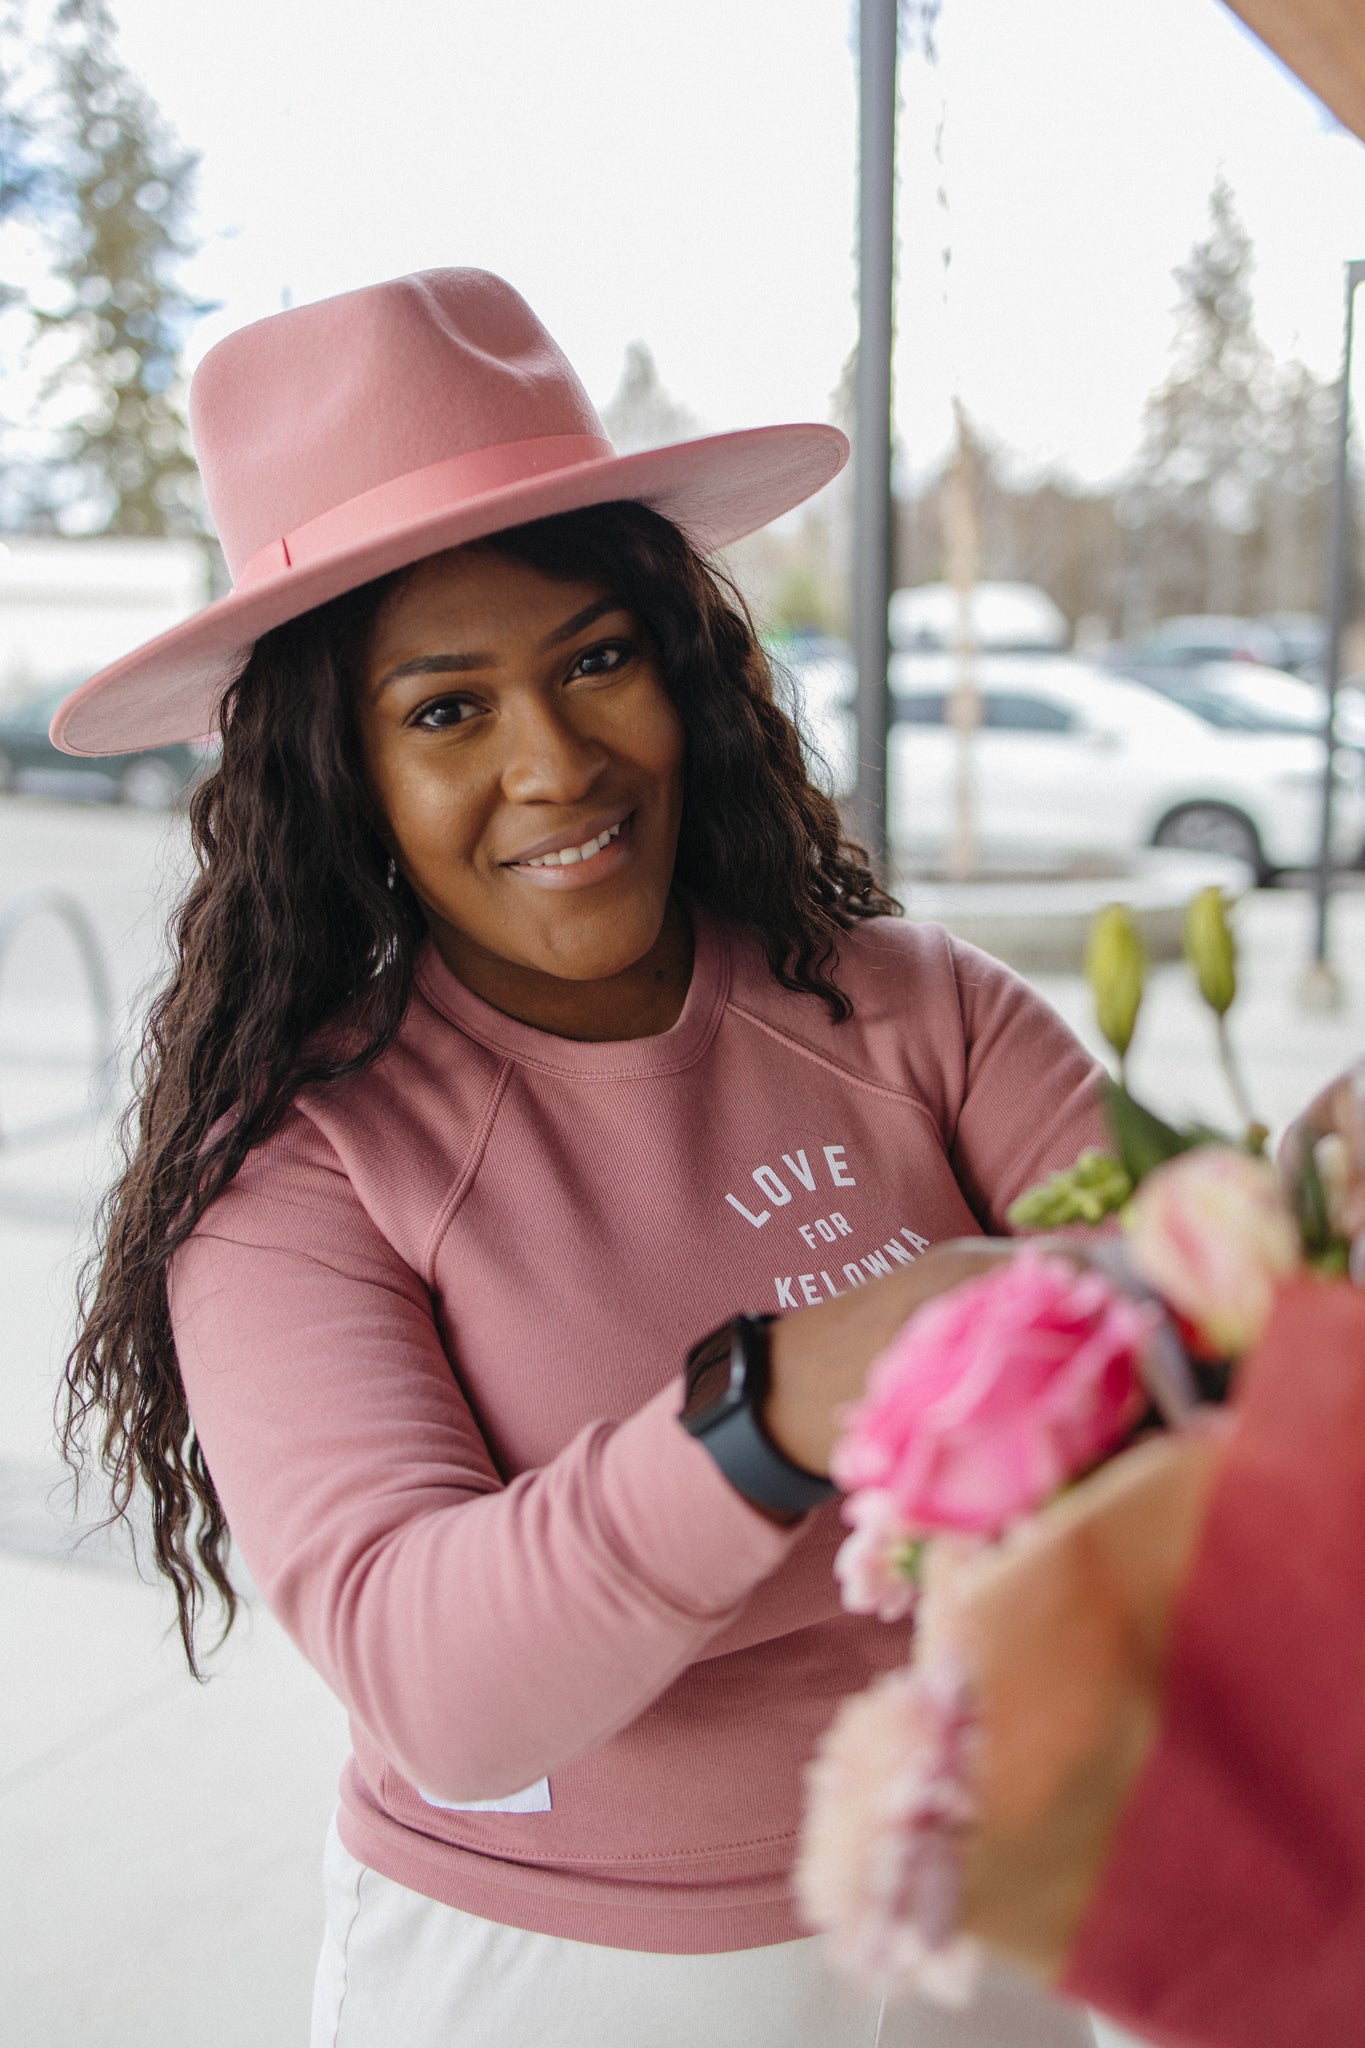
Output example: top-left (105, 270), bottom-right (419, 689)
top-left (358, 545), bottom-right (688, 1033)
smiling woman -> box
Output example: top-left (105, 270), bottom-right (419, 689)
top-left (54, 269), bottom-right (1106, 2048)
top-left (360, 548), bottom-right (690, 1036)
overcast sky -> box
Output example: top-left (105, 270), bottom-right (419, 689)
top-left (39, 0), bottom-right (1365, 482)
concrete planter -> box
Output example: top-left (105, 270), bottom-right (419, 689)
top-left (895, 849), bottom-right (1250, 973)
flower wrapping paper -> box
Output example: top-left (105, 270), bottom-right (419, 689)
top-left (1063, 1278), bottom-right (1365, 2048)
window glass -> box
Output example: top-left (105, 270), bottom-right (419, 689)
top-left (894, 692), bottom-right (949, 726)
top-left (982, 693), bottom-right (1076, 732)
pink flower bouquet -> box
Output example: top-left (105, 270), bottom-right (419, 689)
top-left (799, 889), bottom-right (1348, 2008)
top-left (832, 1255), bottom-right (1153, 1541)
top-left (804, 1255), bottom-right (1158, 2001)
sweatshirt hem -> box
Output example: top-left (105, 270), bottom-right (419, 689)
top-left (334, 1803), bottom-right (805, 1954)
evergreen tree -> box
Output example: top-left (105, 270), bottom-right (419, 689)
top-left (1258, 356), bottom-right (1336, 617)
top-left (1123, 176), bottom-right (1273, 621)
top-left (0, 7), bottom-right (42, 284)
top-left (39, 0), bottom-right (203, 533)
top-left (0, 9), bottom-right (55, 525)
top-left (602, 342), bottom-right (697, 454)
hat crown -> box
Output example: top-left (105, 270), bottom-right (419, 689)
top-left (189, 269), bottom-right (606, 578)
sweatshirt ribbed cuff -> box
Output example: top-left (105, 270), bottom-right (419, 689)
top-left (595, 1378), bottom-right (806, 1620)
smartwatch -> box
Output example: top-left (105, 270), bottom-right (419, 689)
top-left (679, 1312), bottom-right (838, 1516)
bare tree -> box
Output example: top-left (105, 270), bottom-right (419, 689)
top-left (898, 421), bottom-right (1125, 636)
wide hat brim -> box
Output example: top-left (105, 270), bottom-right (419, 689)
top-left (51, 423), bottom-right (847, 756)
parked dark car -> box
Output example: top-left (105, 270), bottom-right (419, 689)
top-left (0, 685), bottom-right (207, 807)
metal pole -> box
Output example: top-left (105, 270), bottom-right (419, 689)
top-left (1309, 258), bottom-right (1365, 990)
top-left (0, 888), bottom-right (118, 1149)
top-left (852, 0), bottom-right (898, 877)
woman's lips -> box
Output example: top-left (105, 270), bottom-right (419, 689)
top-left (503, 811), bottom-right (636, 891)
top-left (503, 806), bottom-right (632, 866)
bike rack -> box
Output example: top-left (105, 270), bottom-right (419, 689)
top-left (0, 889), bottom-right (118, 1151)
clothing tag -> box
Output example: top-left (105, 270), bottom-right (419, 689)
top-left (418, 1776), bottom-right (552, 1815)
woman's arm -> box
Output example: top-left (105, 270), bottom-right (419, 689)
top-left (172, 1168), bottom-right (1004, 1804)
top-left (173, 936), bottom-right (1104, 1805)
top-left (173, 1213), bottom-right (795, 1805)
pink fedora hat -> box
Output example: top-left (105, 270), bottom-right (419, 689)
top-left (51, 268), bottom-right (848, 756)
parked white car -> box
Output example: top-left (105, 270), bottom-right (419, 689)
top-left (889, 580), bottom-right (1068, 653)
top-left (782, 651), bottom-right (1365, 879)
top-left (1156, 660), bottom-right (1365, 754)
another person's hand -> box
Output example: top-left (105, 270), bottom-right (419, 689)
top-left (954, 1425), bottom-right (1226, 1980)
top-left (1278, 1058), bottom-right (1365, 1270)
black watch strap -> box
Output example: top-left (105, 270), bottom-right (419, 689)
top-left (680, 1313), bottom-right (838, 1516)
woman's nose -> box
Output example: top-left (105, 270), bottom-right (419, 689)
top-left (499, 699), bottom-right (609, 805)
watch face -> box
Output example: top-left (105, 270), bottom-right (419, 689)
top-left (682, 1327), bottom-right (740, 1424)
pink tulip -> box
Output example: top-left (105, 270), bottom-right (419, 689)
top-left (831, 1254), bottom-right (1152, 1538)
top-left (1124, 1146), bottom-right (1301, 1357)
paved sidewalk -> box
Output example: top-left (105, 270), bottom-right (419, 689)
top-left (1, 794), bottom-right (1360, 2045)
top-left (0, 801), bottom-right (351, 2046)
top-left (1, 1555), bottom-right (348, 2047)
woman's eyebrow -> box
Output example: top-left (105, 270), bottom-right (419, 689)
top-left (373, 596), bottom-right (628, 696)
top-left (540, 594), bottom-right (625, 648)
top-left (375, 651), bottom-right (487, 693)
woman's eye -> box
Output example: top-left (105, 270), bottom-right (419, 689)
top-left (412, 695), bottom-right (480, 730)
top-left (570, 640), bottom-right (631, 680)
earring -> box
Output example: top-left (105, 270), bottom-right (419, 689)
top-left (386, 856), bottom-right (398, 892)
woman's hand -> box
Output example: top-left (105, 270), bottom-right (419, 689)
top-left (762, 1231), bottom-right (1131, 1479)
top-left (762, 1238), bottom-right (1016, 1476)
top-left (955, 1425), bottom-right (1226, 1980)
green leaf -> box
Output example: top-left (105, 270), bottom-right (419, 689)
top-left (1295, 1143), bottom-right (1334, 1257)
top-left (1103, 1078), bottom-right (1199, 1185)
top-left (1310, 1242), bottom-right (1351, 1279)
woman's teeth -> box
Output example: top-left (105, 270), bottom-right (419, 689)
top-left (519, 821), bottom-right (624, 869)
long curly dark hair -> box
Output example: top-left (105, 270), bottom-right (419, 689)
top-left (59, 499), bottom-right (899, 1671)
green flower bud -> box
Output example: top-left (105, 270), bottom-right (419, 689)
top-left (1086, 904), bottom-right (1146, 1062)
top-left (1184, 887), bottom-right (1237, 1017)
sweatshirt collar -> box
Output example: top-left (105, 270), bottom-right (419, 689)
top-left (414, 900), bottom-right (731, 1078)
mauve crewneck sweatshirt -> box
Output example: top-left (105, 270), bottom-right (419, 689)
top-left (170, 907), bottom-right (1102, 1952)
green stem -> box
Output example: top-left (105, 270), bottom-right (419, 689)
top-left (1216, 1012), bottom-right (1257, 1135)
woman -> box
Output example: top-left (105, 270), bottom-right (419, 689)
top-left (58, 268), bottom-right (1104, 2047)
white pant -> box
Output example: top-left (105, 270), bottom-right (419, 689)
top-left (311, 1818), bottom-right (1096, 2048)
